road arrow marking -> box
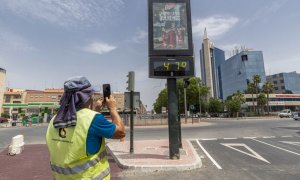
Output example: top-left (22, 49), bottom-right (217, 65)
top-left (221, 143), bottom-right (270, 164)
top-left (280, 141), bottom-right (300, 147)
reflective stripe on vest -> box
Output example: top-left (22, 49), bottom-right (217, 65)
top-left (91, 167), bottom-right (110, 180)
top-left (51, 150), bottom-right (107, 175)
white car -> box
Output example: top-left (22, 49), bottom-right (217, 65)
top-left (292, 112), bottom-right (300, 120)
top-left (278, 109), bottom-right (292, 118)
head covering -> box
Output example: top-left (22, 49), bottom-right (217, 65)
top-left (53, 76), bottom-right (95, 128)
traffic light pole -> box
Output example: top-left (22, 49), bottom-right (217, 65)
top-left (130, 90), bottom-right (134, 153)
top-left (167, 78), bottom-right (180, 159)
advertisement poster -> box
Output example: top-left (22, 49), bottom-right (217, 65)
top-left (152, 3), bottom-right (188, 50)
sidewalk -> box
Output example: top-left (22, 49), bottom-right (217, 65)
top-left (107, 139), bottom-right (202, 172)
top-left (0, 144), bottom-right (122, 180)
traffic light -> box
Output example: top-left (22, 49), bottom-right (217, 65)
top-left (184, 78), bottom-right (190, 88)
top-left (126, 71), bottom-right (135, 91)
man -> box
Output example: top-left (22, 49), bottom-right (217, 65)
top-left (46, 76), bottom-right (125, 180)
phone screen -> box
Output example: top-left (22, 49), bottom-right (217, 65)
top-left (102, 84), bottom-right (111, 100)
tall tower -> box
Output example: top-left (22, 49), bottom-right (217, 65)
top-left (0, 67), bottom-right (6, 115)
top-left (200, 28), bottom-right (225, 99)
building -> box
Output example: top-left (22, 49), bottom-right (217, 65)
top-left (267, 71), bottom-right (300, 94)
top-left (200, 28), bottom-right (225, 99)
top-left (244, 93), bottom-right (300, 112)
top-left (0, 67), bottom-right (6, 115)
top-left (221, 50), bottom-right (266, 100)
top-left (25, 88), bottom-right (64, 103)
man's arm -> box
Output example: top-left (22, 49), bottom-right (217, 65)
top-left (105, 96), bottom-right (125, 139)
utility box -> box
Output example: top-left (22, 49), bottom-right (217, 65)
top-left (8, 135), bottom-right (24, 156)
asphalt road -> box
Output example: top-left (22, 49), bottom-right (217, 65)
top-left (1, 117), bottom-right (300, 179)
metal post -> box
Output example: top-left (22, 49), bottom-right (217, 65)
top-left (184, 87), bottom-right (187, 124)
top-left (199, 83), bottom-right (201, 123)
top-left (167, 78), bottom-right (180, 159)
top-left (177, 88), bottom-right (182, 149)
top-left (130, 90), bottom-right (134, 153)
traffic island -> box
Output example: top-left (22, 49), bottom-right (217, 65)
top-left (106, 139), bottom-right (202, 172)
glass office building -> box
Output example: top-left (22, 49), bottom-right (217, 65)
top-left (221, 51), bottom-right (266, 100)
top-left (267, 71), bottom-right (300, 94)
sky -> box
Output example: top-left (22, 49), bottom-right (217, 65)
top-left (0, 0), bottom-right (299, 110)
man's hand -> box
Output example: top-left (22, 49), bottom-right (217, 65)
top-left (105, 95), bottom-right (117, 111)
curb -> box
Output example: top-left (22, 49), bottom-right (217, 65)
top-left (106, 140), bottom-right (202, 172)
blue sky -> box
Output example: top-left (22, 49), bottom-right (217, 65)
top-left (0, 0), bottom-right (299, 110)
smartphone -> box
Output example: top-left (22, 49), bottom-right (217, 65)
top-left (102, 84), bottom-right (111, 101)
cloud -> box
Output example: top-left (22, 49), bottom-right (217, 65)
top-left (193, 16), bottom-right (239, 38)
top-left (0, 31), bottom-right (36, 53)
top-left (1, 0), bottom-right (125, 27)
top-left (243, 0), bottom-right (288, 25)
top-left (132, 30), bottom-right (148, 44)
top-left (83, 42), bottom-right (116, 55)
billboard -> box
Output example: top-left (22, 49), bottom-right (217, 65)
top-left (148, 0), bottom-right (193, 56)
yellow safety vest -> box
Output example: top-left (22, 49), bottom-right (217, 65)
top-left (46, 108), bottom-right (110, 180)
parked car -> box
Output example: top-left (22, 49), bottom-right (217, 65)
top-left (278, 109), bottom-right (292, 118)
top-left (292, 112), bottom-right (300, 120)
top-left (0, 117), bottom-right (8, 123)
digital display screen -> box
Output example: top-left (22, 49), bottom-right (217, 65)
top-left (152, 2), bottom-right (188, 50)
top-left (149, 56), bottom-right (194, 78)
top-left (153, 61), bottom-right (190, 72)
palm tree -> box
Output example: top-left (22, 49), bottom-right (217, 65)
top-left (247, 82), bottom-right (256, 113)
top-left (253, 75), bottom-right (261, 115)
top-left (232, 91), bottom-right (245, 117)
top-left (257, 93), bottom-right (267, 115)
top-left (262, 81), bottom-right (274, 115)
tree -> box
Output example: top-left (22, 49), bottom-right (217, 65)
top-left (246, 82), bottom-right (256, 113)
top-left (252, 75), bottom-right (261, 114)
top-left (208, 98), bottom-right (224, 113)
top-left (262, 81), bottom-right (274, 115)
top-left (225, 91), bottom-right (245, 117)
top-left (153, 88), bottom-right (167, 113)
top-left (257, 93), bottom-right (267, 115)
top-left (153, 77), bottom-right (210, 114)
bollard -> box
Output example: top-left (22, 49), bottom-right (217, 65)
top-left (8, 135), bottom-right (24, 156)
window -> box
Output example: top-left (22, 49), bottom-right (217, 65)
top-left (273, 81), bottom-right (277, 84)
top-left (274, 87), bottom-right (278, 90)
top-left (280, 80), bottom-right (284, 83)
top-left (279, 73), bottom-right (283, 77)
top-left (281, 86), bottom-right (285, 90)
top-left (241, 55), bottom-right (248, 61)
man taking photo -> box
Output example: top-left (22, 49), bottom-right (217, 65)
top-left (46, 76), bottom-right (125, 180)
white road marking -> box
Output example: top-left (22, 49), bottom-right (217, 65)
top-left (243, 137), bottom-right (257, 139)
top-left (201, 138), bottom-right (218, 141)
top-left (196, 140), bottom-right (222, 170)
top-left (223, 138), bottom-right (237, 140)
top-left (262, 136), bottom-right (276, 139)
top-left (221, 143), bottom-right (270, 164)
top-left (251, 139), bottom-right (300, 156)
top-left (280, 141), bottom-right (300, 147)
top-left (281, 136), bottom-right (293, 138)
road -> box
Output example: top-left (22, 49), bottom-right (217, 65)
top-left (1, 117), bottom-right (300, 179)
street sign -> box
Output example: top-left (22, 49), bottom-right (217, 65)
top-left (190, 104), bottom-right (195, 110)
top-left (124, 92), bottom-right (140, 110)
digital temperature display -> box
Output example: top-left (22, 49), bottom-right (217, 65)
top-left (149, 56), bottom-right (194, 78)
